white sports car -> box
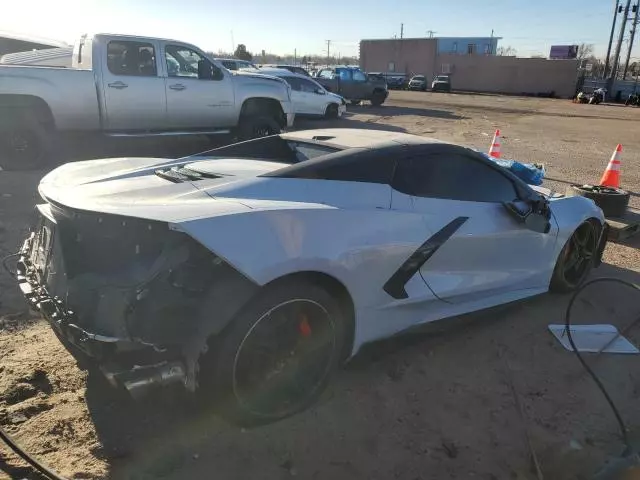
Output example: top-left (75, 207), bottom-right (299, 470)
top-left (16, 129), bottom-right (607, 424)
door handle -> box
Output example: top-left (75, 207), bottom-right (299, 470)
top-left (107, 81), bottom-right (128, 89)
top-left (169, 84), bottom-right (186, 91)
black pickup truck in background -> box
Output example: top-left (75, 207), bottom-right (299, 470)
top-left (315, 67), bottom-right (389, 106)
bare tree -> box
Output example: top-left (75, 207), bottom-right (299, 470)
top-left (576, 43), bottom-right (594, 60)
top-left (497, 46), bottom-right (517, 56)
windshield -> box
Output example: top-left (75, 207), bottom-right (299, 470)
top-left (435, 76), bottom-right (449, 81)
top-left (412, 75), bottom-right (425, 80)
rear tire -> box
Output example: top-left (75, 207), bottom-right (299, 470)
top-left (550, 222), bottom-right (598, 293)
top-left (324, 103), bottom-right (339, 119)
top-left (198, 279), bottom-right (346, 426)
top-left (566, 185), bottom-right (630, 218)
top-left (0, 115), bottom-right (52, 171)
top-left (237, 115), bottom-right (281, 141)
top-left (370, 90), bottom-right (386, 106)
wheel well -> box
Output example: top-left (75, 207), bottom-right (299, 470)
top-left (240, 98), bottom-right (285, 126)
top-left (264, 271), bottom-right (355, 361)
top-left (0, 94), bottom-right (55, 129)
top-left (586, 217), bottom-right (603, 238)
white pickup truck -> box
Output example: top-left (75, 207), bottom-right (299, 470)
top-left (0, 33), bottom-right (295, 170)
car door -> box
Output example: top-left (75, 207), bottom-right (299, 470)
top-left (298, 77), bottom-right (328, 115)
top-left (392, 146), bottom-right (558, 304)
top-left (101, 39), bottom-right (167, 131)
top-left (282, 76), bottom-right (308, 115)
top-left (163, 44), bottom-right (235, 129)
top-left (335, 68), bottom-right (356, 99)
top-left (350, 69), bottom-right (370, 99)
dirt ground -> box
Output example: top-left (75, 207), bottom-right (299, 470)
top-left (1, 91), bottom-right (640, 480)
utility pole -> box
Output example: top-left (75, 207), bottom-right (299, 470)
top-left (294, 48), bottom-right (297, 66)
top-left (608, 0), bottom-right (632, 91)
top-left (426, 30), bottom-right (436, 38)
top-left (604, 0), bottom-right (621, 78)
top-left (400, 23), bottom-right (404, 39)
top-left (623, 3), bottom-right (639, 78)
top-left (326, 40), bottom-right (331, 67)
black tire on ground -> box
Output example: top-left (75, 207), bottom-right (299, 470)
top-left (237, 115), bottom-right (281, 141)
top-left (550, 221), bottom-right (599, 293)
top-left (370, 90), bottom-right (386, 106)
top-left (324, 103), bottom-right (339, 119)
top-left (198, 279), bottom-right (347, 426)
top-left (566, 184), bottom-right (630, 218)
top-left (0, 115), bottom-right (52, 171)
top-left (350, 100), bottom-right (361, 106)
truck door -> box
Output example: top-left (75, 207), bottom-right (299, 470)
top-left (101, 39), bottom-right (167, 131)
top-left (163, 44), bottom-right (235, 130)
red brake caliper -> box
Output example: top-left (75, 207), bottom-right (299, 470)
top-left (298, 314), bottom-right (312, 337)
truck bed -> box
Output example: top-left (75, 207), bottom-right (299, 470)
top-left (0, 65), bottom-right (101, 131)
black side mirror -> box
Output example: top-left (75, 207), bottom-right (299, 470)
top-left (198, 60), bottom-right (214, 80)
top-left (503, 198), bottom-right (551, 234)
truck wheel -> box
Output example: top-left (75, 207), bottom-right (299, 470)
top-left (324, 104), bottom-right (339, 119)
top-left (0, 116), bottom-right (51, 171)
top-left (238, 115), bottom-right (281, 141)
top-left (566, 185), bottom-right (630, 218)
top-left (370, 90), bottom-right (386, 107)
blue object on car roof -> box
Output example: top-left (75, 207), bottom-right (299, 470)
top-left (479, 152), bottom-right (546, 186)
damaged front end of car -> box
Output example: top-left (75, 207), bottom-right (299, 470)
top-left (16, 202), bottom-right (258, 398)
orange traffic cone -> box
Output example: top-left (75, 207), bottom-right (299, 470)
top-left (599, 144), bottom-right (622, 188)
top-left (488, 129), bottom-right (501, 158)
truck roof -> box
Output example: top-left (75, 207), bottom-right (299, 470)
top-left (90, 33), bottom-right (195, 45)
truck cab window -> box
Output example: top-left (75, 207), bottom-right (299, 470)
top-left (353, 70), bottom-right (367, 82)
top-left (165, 45), bottom-right (222, 80)
top-left (107, 41), bottom-right (157, 76)
top-left (337, 68), bottom-right (351, 81)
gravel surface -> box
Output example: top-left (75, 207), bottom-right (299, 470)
top-left (1, 91), bottom-right (639, 480)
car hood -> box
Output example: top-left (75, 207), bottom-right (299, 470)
top-left (234, 70), bottom-right (288, 86)
top-left (38, 157), bottom-right (289, 223)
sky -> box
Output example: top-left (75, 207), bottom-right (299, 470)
top-left (1, 0), bottom-right (636, 60)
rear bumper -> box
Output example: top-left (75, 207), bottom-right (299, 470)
top-left (16, 234), bottom-right (187, 397)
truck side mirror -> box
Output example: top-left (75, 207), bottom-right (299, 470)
top-left (198, 60), bottom-right (214, 80)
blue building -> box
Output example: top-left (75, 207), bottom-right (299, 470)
top-left (436, 37), bottom-right (501, 55)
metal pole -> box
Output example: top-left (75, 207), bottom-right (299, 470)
top-left (604, 0), bottom-right (621, 78)
top-left (294, 48), bottom-right (297, 66)
top-left (608, 0), bottom-right (631, 91)
top-left (400, 23), bottom-right (404, 39)
top-left (623, 3), bottom-right (639, 78)
top-left (326, 40), bottom-right (331, 67)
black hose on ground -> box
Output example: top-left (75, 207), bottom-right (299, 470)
top-left (564, 277), bottom-right (640, 456)
top-left (0, 425), bottom-right (68, 480)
